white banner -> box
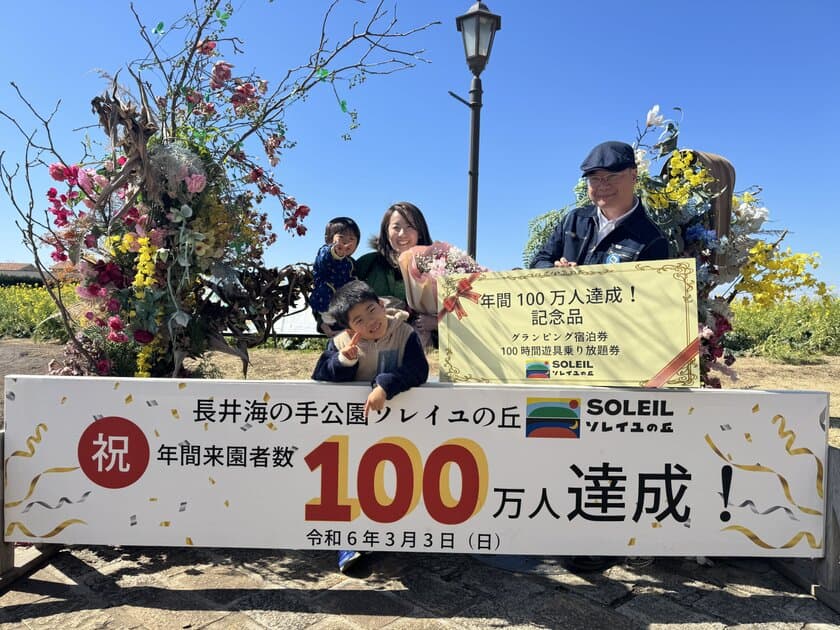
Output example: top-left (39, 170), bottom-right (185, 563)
top-left (3, 376), bottom-right (829, 557)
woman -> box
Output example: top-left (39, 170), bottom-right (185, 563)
top-left (355, 201), bottom-right (437, 345)
top-left (355, 202), bottom-right (432, 305)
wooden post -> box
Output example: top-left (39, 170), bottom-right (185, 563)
top-left (0, 432), bottom-right (15, 574)
top-left (814, 444), bottom-right (840, 607)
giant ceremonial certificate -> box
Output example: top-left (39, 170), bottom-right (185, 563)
top-left (437, 260), bottom-right (700, 387)
top-left (3, 376), bottom-right (828, 557)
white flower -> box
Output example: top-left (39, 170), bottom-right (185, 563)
top-left (646, 104), bottom-right (664, 128)
top-left (634, 148), bottom-right (650, 173)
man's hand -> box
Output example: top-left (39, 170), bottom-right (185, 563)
top-left (340, 332), bottom-right (362, 361)
top-left (364, 385), bottom-right (387, 416)
top-left (554, 257), bottom-right (577, 267)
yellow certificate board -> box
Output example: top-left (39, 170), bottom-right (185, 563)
top-left (438, 259), bottom-right (699, 387)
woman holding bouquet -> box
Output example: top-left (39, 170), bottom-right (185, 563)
top-left (355, 202), bottom-right (437, 344)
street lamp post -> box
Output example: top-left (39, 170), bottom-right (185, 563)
top-left (452, 2), bottom-right (501, 260)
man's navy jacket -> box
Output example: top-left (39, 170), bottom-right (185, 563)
top-left (530, 202), bottom-right (669, 268)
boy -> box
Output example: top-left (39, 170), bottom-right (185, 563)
top-left (312, 280), bottom-right (429, 571)
top-left (310, 217), bottom-right (361, 336)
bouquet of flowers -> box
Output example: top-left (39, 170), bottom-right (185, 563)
top-left (398, 241), bottom-right (487, 316)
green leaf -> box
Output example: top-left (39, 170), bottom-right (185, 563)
top-left (317, 68), bottom-right (329, 81)
top-left (339, 99), bottom-right (348, 113)
top-left (152, 22), bottom-right (165, 36)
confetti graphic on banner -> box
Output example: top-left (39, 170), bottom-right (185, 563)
top-left (130, 515), bottom-right (138, 526)
top-left (5, 519), bottom-right (87, 538)
top-left (728, 500), bottom-right (799, 520)
top-left (723, 525), bottom-right (821, 550)
top-left (4, 467), bottom-right (80, 508)
top-left (705, 435), bottom-right (822, 517)
top-left (772, 414), bottom-right (824, 498)
top-left (22, 491), bottom-right (91, 513)
top-left (4, 422), bottom-right (48, 483)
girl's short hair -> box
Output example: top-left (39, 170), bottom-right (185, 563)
top-left (324, 216), bottom-right (361, 243)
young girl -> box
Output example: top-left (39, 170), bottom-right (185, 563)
top-left (310, 216), bottom-right (360, 335)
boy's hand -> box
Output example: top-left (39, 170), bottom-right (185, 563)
top-left (364, 385), bottom-right (387, 416)
top-left (340, 332), bottom-right (361, 361)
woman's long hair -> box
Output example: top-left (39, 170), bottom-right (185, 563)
top-left (375, 201), bottom-right (432, 264)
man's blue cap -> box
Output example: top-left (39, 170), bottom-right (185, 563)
top-left (580, 141), bottom-right (636, 175)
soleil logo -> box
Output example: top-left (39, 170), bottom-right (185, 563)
top-left (525, 398), bottom-right (581, 438)
top-left (525, 361), bottom-right (550, 379)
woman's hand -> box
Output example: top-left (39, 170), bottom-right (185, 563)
top-left (414, 313), bottom-right (438, 332)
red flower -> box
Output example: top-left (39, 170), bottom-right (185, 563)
top-left (96, 359), bottom-right (111, 376)
top-left (133, 329), bottom-right (155, 344)
top-left (295, 205), bottom-right (310, 218)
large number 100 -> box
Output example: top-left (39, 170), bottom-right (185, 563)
top-left (304, 436), bottom-right (488, 525)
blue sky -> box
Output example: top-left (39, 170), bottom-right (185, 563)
top-left (1, 1), bottom-right (838, 289)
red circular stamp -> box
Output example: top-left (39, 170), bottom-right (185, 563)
top-left (77, 416), bottom-right (150, 488)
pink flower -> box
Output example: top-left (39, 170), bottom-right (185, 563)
top-left (107, 331), bottom-right (129, 343)
top-left (105, 298), bottom-right (121, 313)
top-left (84, 311), bottom-right (95, 320)
top-left (196, 39), bottom-right (216, 55)
top-left (82, 198), bottom-right (96, 210)
top-left (48, 163), bottom-right (67, 181)
top-left (77, 169), bottom-right (95, 195)
top-left (84, 233), bottom-right (97, 248)
top-left (185, 89), bottom-right (203, 105)
top-left (117, 156), bottom-right (127, 166)
top-left (76, 283), bottom-right (107, 299)
top-left (185, 173), bottom-right (207, 194)
top-left (211, 61), bottom-right (233, 89)
top-left (64, 165), bottom-right (80, 187)
top-left (50, 248), bottom-right (68, 262)
top-left (230, 82), bottom-right (258, 114)
top-left (133, 329), bottom-right (155, 344)
top-left (108, 316), bottom-right (124, 332)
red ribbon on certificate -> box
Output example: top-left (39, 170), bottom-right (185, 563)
top-left (644, 338), bottom-right (700, 388)
top-left (437, 273), bottom-right (482, 321)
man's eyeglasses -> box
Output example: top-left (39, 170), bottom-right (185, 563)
top-left (585, 172), bottom-right (624, 187)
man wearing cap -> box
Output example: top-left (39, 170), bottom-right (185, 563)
top-left (529, 141), bottom-right (668, 574)
top-left (530, 140), bottom-right (669, 268)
